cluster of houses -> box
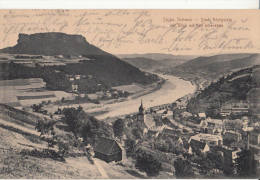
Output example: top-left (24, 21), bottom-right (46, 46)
top-left (85, 99), bottom-right (260, 177)
top-left (138, 100), bottom-right (260, 172)
top-left (91, 67), bottom-right (260, 176)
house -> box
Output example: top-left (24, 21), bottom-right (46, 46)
top-left (223, 130), bottom-right (242, 143)
top-left (222, 146), bottom-right (241, 171)
top-left (247, 88), bottom-right (260, 118)
top-left (249, 129), bottom-right (260, 145)
top-left (162, 110), bottom-right (173, 119)
top-left (71, 84), bottom-right (78, 92)
top-left (200, 118), bottom-right (224, 135)
top-left (88, 93), bottom-right (98, 100)
top-left (147, 129), bottom-right (159, 138)
top-left (79, 93), bottom-right (85, 98)
top-left (220, 101), bottom-right (249, 116)
top-left (207, 118), bottom-right (224, 134)
top-left (159, 128), bottom-right (183, 145)
top-left (75, 75), bottom-right (81, 80)
top-left (198, 112), bottom-right (206, 119)
top-left (96, 91), bottom-right (104, 98)
top-left (94, 137), bottom-right (122, 163)
top-left (254, 154), bottom-right (260, 176)
top-left (188, 139), bottom-right (210, 154)
top-left (189, 133), bottom-right (223, 146)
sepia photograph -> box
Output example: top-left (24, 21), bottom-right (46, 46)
top-left (0, 9), bottom-right (259, 179)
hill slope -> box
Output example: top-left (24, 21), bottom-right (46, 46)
top-left (117, 53), bottom-right (197, 61)
top-left (167, 53), bottom-right (260, 85)
top-left (0, 33), bottom-right (159, 91)
top-left (186, 66), bottom-right (258, 115)
top-left (119, 54), bottom-right (195, 72)
top-left (121, 57), bottom-right (165, 71)
top-left (0, 104), bottom-right (137, 178)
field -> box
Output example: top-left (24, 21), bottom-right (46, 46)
top-left (112, 84), bottom-right (144, 94)
top-left (0, 78), bottom-right (75, 108)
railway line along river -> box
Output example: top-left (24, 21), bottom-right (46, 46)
top-left (87, 73), bottom-right (196, 120)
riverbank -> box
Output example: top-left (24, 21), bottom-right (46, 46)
top-left (86, 74), bottom-right (196, 120)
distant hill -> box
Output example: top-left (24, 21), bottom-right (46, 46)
top-left (119, 53), bottom-right (195, 72)
top-left (0, 33), bottom-right (160, 91)
top-left (117, 53), bottom-right (197, 61)
top-left (122, 57), bottom-right (165, 71)
top-left (166, 53), bottom-right (260, 86)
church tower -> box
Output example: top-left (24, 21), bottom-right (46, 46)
top-left (137, 100), bottom-right (145, 122)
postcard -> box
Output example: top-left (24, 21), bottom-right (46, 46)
top-left (0, 9), bottom-right (259, 179)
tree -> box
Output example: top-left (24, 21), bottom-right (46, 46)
top-left (125, 138), bottom-right (136, 157)
top-left (113, 118), bottom-right (124, 139)
top-left (132, 128), bottom-right (143, 139)
top-left (206, 151), bottom-right (224, 170)
top-left (31, 103), bottom-right (43, 112)
top-left (80, 116), bottom-right (100, 144)
top-left (174, 158), bottom-right (194, 178)
top-left (62, 106), bottom-right (86, 138)
top-left (35, 118), bottom-right (57, 149)
top-left (135, 149), bottom-right (162, 176)
top-left (35, 118), bottom-right (70, 158)
top-left (235, 149), bottom-right (257, 178)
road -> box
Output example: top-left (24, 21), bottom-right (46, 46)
top-left (93, 158), bottom-right (109, 178)
top-left (87, 74), bottom-right (196, 120)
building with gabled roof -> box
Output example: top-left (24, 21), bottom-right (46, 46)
top-left (94, 137), bottom-right (122, 163)
top-left (188, 139), bottom-right (210, 154)
top-left (189, 133), bottom-right (223, 147)
top-left (158, 128), bottom-right (184, 145)
top-left (250, 129), bottom-right (260, 146)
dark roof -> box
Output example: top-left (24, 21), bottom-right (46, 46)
top-left (162, 128), bottom-right (177, 135)
top-left (139, 101), bottom-right (144, 113)
top-left (94, 137), bottom-right (122, 155)
top-left (189, 139), bottom-right (207, 151)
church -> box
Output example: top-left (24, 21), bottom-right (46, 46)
top-left (137, 100), bottom-right (145, 122)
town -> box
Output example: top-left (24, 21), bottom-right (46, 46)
top-left (25, 66), bottom-right (260, 178)
top-left (0, 31), bottom-right (259, 179)
top-left (0, 63), bottom-right (259, 178)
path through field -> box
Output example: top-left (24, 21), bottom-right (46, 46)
top-left (93, 158), bottom-right (109, 178)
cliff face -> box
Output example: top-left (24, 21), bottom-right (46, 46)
top-left (0, 32), bottom-right (109, 56)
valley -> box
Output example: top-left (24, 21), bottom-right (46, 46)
top-left (0, 32), bottom-right (259, 179)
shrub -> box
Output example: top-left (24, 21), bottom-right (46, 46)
top-left (113, 118), bottom-right (124, 139)
top-left (135, 149), bottom-right (162, 176)
top-left (174, 158), bottom-right (194, 178)
top-left (125, 138), bottom-right (136, 157)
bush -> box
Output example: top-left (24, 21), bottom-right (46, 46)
top-left (174, 158), bottom-right (194, 178)
top-left (20, 148), bottom-right (65, 162)
top-left (135, 149), bottom-right (162, 176)
top-left (113, 118), bottom-right (124, 139)
top-left (125, 138), bottom-right (136, 157)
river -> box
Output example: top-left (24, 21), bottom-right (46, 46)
top-left (89, 74), bottom-right (196, 120)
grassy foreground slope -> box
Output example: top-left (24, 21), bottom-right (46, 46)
top-left (0, 104), bottom-right (137, 178)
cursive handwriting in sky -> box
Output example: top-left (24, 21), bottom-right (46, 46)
top-left (0, 10), bottom-right (259, 55)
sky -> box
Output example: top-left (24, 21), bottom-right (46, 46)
top-left (0, 10), bottom-right (259, 55)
